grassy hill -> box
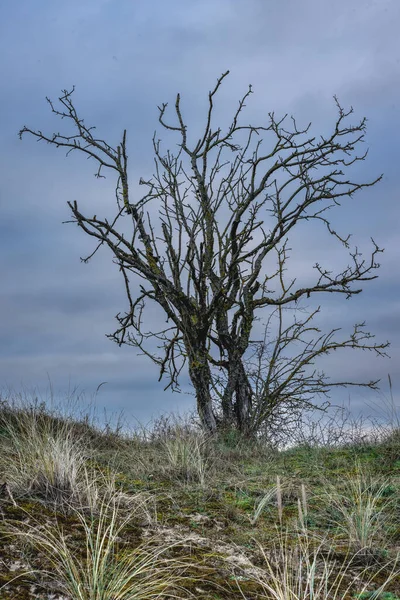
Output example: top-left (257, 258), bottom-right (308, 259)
top-left (0, 392), bottom-right (399, 599)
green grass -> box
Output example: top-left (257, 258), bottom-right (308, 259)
top-left (319, 465), bottom-right (397, 553)
top-left (246, 527), bottom-right (400, 600)
top-left (3, 492), bottom-right (189, 599)
top-left (0, 389), bottom-right (400, 599)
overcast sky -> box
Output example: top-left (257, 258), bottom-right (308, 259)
top-left (1, 0), bottom-right (399, 430)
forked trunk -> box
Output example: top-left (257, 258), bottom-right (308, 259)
top-left (220, 357), bottom-right (253, 435)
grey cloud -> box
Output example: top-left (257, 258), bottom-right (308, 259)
top-left (1, 0), bottom-right (399, 427)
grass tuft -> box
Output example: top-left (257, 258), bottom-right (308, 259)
top-left (2, 491), bottom-right (190, 599)
top-left (244, 528), bottom-right (399, 600)
top-left (0, 402), bottom-right (90, 507)
top-left (320, 464), bottom-right (396, 554)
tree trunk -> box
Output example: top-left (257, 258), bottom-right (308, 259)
top-left (220, 376), bottom-right (236, 428)
top-left (219, 356), bottom-right (253, 435)
top-left (234, 360), bottom-right (253, 435)
top-left (188, 354), bottom-right (217, 434)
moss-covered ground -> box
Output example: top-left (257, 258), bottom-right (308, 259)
top-left (0, 398), bottom-right (400, 599)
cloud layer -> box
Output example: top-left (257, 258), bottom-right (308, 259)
top-left (1, 0), bottom-right (399, 428)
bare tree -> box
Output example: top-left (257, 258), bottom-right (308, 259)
top-left (19, 71), bottom-right (389, 436)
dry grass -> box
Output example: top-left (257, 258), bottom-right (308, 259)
top-left (320, 465), bottom-right (396, 553)
top-left (0, 402), bottom-right (91, 506)
top-left (2, 489), bottom-right (190, 599)
top-left (0, 388), bottom-right (400, 599)
top-left (245, 527), bottom-right (400, 600)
